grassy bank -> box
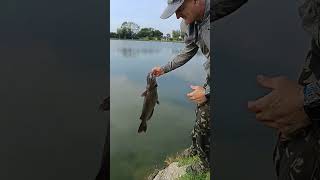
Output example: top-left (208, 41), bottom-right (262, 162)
top-left (176, 156), bottom-right (210, 180)
top-left (156, 152), bottom-right (210, 180)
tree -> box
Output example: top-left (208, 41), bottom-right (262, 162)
top-left (172, 30), bottom-right (181, 40)
top-left (117, 27), bottom-right (131, 39)
top-left (116, 22), bottom-right (167, 41)
top-left (180, 32), bottom-right (185, 40)
top-left (153, 30), bottom-right (163, 39)
top-left (110, 32), bottom-right (118, 38)
top-left (137, 28), bottom-right (153, 38)
top-left (116, 21), bottom-right (140, 39)
top-left (121, 22), bottom-right (140, 34)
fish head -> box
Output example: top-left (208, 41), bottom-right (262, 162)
top-left (147, 73), bottom-right (158, 89)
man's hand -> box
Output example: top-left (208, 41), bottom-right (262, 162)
top-left (151, 67), bottom-right (165, 77)
top-left (248, 75), bottom-right (311, 137)
top-left (187, 85), bottom-right (207, 104)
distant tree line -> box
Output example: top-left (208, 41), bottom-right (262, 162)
top-left (110, 21), bottom-right (184, 41)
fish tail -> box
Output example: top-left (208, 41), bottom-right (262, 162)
top-left (138, 121), bottom-right (147, 133)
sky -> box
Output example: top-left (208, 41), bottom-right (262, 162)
top-left (110, 0), bottom-right (181, 35)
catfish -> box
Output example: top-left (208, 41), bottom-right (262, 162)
top-left (139, 73), bottom-right (159, 133)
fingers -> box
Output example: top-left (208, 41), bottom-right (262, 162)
top-left (256, 75), bottom-right (277, 89)
top-left (151, 67), bottom-right (156, 73)
top-left (248, 101), bottom-right (261, 113)
top-left (187, 90), bottom-right (203, 100)
top-left (189, 96), bottom-right (205, 104)
top-left (187, 85), bottom-right (206, 104)
top-left (256, 112), bottom-right (272, 121)
top-left (187, 94), bottom-right (203, 101)
top-left (248, 92), bottom-right (273, 113)
top-left (249, 75), bottom-right (306, 134)
top-left (248, 75), bottom-right (279, 113)
top-left (255, 112), bottom-right (280, 129)
top-left (255, 113), bottom-right (305, 134)
top-left (190, 85), bottom-right (199, 90)
top-left (187, 91), bottom-right (194, 97)
top-left (151, 67), bottom-right (164, 77)
top-left (151, 70), bottom-right (159, 76)
top-left (188, 86), bottom-right (204, 96)
top-left (188, 95), bottom-right (202, 101)
top-left (187, 85), bottom-right (199, 97)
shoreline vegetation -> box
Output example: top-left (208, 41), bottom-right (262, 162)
top-left (111, 21), bottom-right (185, 43)
top-left (147, 149), bottom-right (210, 180)
top-left (110, 38), bottom-right (184, 43)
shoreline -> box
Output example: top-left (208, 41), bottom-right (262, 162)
top-left (110, 38), bottom-right (184, 43)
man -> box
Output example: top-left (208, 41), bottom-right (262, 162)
top-left (152, 0), bottom-right (247, 169)
top-left (247, 1), bottom-right (320, 179)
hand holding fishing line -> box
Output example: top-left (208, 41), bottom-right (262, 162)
top-left (151, 67), bottom-right (165, 77)
top-left (187, 85), bottom-right (207, 104)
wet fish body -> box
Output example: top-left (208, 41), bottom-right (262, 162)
top-left (139, 73), bottom-right (159, 133)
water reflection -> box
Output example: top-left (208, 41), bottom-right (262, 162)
top-left (171, 47), bottom-right (183, 54)
top-left (117, 47), bottom-right (161, 57)
top-left (111, 40), bottom-right (207, 180)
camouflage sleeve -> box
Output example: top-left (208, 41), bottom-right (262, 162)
top-left (303, 80), bottom-right (320, 121)
top-left (302, 40), bottom-right (320, 121)
top-left (298, 0), bottom-right (320, 48)
top-left (205, 83), bottom-right (210, 96)
top-left (304, 82), bottom-right (320, 106)
top-left (211, 0), bottom-right (248, 22)
top-left (161, 42), bottom-right (199, 73)
top-left (161, 21), bottom-right (199, 73)
top-left (204, 58), bottom-right (210, 96)
top-left (298, 1), bottom-right (320, 121)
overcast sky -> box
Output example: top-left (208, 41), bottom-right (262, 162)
top-left (110, 0), bottom-right (181, 34)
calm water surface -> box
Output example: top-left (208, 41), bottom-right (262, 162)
top-left (110, 40), bottom-right (207, 180)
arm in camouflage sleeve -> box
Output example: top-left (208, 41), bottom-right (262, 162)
top-left (302, 39), bottom-right (320, 121)
top-left (303, 78), bottom-right (320, 121)
top-left (161, 42), bottom-right (199, 73)
top-left (212, 0), bottom-right (248, 22)
top-left (205, 82), bottom-right (210, 98)
top-left (204, 59), bottom-right (210, 97)
top-left (299, 0), bottom-right (320, 121)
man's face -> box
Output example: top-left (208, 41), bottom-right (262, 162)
top-left (175, 0), bottom-right (198, 24)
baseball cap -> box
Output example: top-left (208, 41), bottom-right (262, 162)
top-left (160, 0), bottom-right (184, 19)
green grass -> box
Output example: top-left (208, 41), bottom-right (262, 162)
top-left (177, 156), bottom-right (210, 180)
top-left (179, 171), bottom-right (210, 180)
top-left (149, 150), bottom-right (210, 180)
top-left (177, 156), bottom-right (201, 167)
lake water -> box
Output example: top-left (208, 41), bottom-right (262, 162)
top-left (110, 40), bottom-right (208, 179)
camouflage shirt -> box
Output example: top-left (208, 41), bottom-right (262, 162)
top-left (161, 0), bottom-right (211, 95)
top-left (211, 0), bottom-right (248, 22)
top-left (298, 0), bottom-right (320, 120)
top-left (161, 0), bottom-right (247, 96)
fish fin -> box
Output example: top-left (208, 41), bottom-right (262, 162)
top-left (156, 100), bottom-right (159, 105)
top-left (147, 109), bottom-right (154, 120)
top-left (141, 90), bottom-right (147, 97)
top-left (138, 121), bottom-right (147, 133)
